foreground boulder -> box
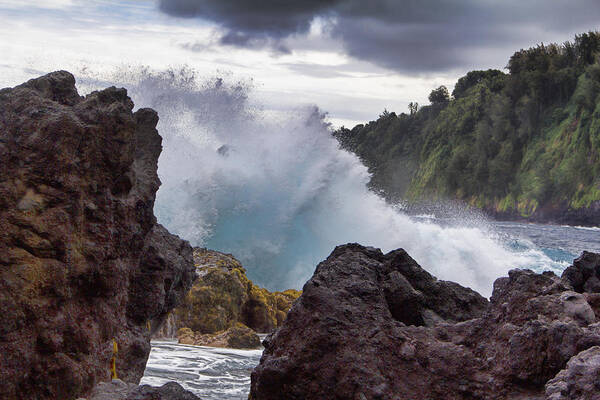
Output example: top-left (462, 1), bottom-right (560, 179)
top-left (545, 346), bottom-right (600, 400)
top-left (81, 379), bottom-right (200, 400)
top-left (0, 72), bottom-right (196, 400)
top-left (155, 248), bottom-right (301, 338)
top-left (250, 244), bottom-right (600, 400)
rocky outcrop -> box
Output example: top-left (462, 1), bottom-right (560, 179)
top-left (562, 251), bottom-right (600, 293)
top-left (0, 72), bottom-right (196, 400)
top-left (178, 324), bottom-right (261, 349)
top-left (155, 248), bottom-right (300, 337)
top-left (81, 379), bottom-right (200, 400)
top-left (250, 244), bottom-right (600, 400)
top-left (379, 246), bottom-right (488, 325)
top-left (545, 346), bottom-right (600, 400)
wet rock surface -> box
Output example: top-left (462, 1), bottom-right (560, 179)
top-left (178, 324), bottom-right (261, 349)
top-left (82, 379), bottom-right (200, 400)
top-left (0, 72), bottom-right (196, 400)
top-left (250, 244), bottom-right (600, 400)
top-left (562, 251), bottom-right (600, 293)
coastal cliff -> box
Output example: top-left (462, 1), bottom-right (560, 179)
top-left (334, 32), bottom-right (600, 227)
top-left (0, 71), bottom-right (196, 399)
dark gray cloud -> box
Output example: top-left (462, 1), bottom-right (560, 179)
top-left (159, 0), bottom-right (341, 38)
top-left (220, 31), bottom-right (292, 54)
top-left (159, 0), bottom-right (600, 73)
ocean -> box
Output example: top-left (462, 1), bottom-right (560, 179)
top-left (141, 220), bottom-right (599, 399)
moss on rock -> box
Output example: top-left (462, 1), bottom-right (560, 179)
top-left (168, 248), bottom-right (301, 335)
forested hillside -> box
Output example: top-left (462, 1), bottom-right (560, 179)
top-left (334, 32), bottom-right (600, 225)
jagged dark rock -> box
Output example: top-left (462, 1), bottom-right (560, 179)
top-left (0, 71), bottom-right (196, 400)
top-left (82, 379), bottom-right (200, 400)
top-left (250, 244), bottom-right (600, 400)
top-left (381, 246), bottom-right (488, 325)
top-left (562, 251), bottom-right (600, 293)
top-left (545, 346), bottom-right (600, 400)
top-left (125, 382), bottom-right (200, 400)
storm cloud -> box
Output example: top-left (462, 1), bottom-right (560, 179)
top-left (159, 0), bottom-right (600, 73)
top-left (159, 0), bottom-right (341, 39)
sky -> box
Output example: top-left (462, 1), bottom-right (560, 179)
top-left (1, 0), bottom-right (599, 127)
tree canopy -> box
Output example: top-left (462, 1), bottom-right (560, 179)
top-left (334, 32), bottom-right (600, 216)
top-left (428, 86), bottom-right (450, 105)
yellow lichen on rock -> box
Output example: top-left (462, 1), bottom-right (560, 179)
top-left (243, 285), bottom-right (302, 333)
top-left (165, 248), bottom-right (301, 337)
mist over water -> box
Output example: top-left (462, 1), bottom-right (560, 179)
top-left (79, 67), bottom-right (568, 297)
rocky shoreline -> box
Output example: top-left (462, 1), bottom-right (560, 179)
top-left (3, 71), bottom-right (600, 400)
top-left (250, 245), bottom-right (600, 400)
top-left (485, 201), bottom-right (600, 228)
top-left (403, 200), bottom-right (600, 228)
top-left (178, 324), bottom-right (261, 349)
top-left (78, 379), bottom-right (200, 400)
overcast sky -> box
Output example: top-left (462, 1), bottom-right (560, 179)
top-left (1, 0), bottom-right (599, 126)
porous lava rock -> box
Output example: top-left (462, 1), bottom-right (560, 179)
top-left (545, 346), bottom-right (600, 400)
top-left (0, 71), bottom-right (196, 400)
top-left (562, 251), bottom-right (600, 293)
top-left (82, 379), bottom-right (200, 400)
top-left (178, 324), bottom-right (261, 349)
top-left (250, 244), bottom-right (600, 400)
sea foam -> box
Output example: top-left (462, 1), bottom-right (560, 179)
top-left (78, 67), bottom-right (566, 297)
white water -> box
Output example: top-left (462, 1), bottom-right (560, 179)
top-left (141, 341), bottom-right (262, 400)
top-left (571, 226), bottom-right (600, 232)
top-left (78, 67), bottom-right (568, 297)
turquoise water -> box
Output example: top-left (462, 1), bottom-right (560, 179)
top-left (74, 69), bottom-right (599, 298)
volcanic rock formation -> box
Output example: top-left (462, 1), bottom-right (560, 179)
top-left (250, 244), bottom-right (600, 400)
top-left (0, 71), bottom-right (196, 400)
top-left (81, 379), bottom-right (200, 400)
top-left (178, 324), bottom-right (261, 349)
top-left (154, 248), bottom-right (301, 338)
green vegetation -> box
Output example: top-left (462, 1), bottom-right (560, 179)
top-left (334, 32), bottom-right (600, 216)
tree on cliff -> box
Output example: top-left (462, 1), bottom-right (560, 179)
top-left (428, 85), bottom-right (450, 105)
top-left (332, 31), bottom-right (600, 221)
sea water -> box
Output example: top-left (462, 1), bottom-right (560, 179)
top-left (71, 67), bottom-right (600, 398)
top-left (141, 340), bottom-right (262, 400)
top-left (71, 67), bottom-right (599, 299)
top-left (141, 221), bottom-right (599, 399)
